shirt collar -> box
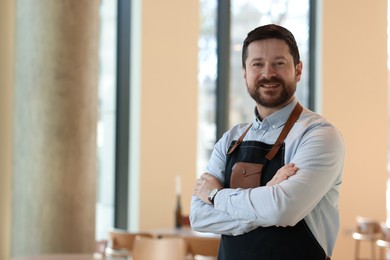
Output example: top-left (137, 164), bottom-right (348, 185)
top-left (253, 99), bottom-right (298, 130)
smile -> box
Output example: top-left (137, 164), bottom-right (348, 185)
top-left (261, 83), bottom-right (280, 88)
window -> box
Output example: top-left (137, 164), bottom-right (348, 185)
top-left (197, 0), bottom-right (218, 173)
top-left (197, 0), bottom-right (312, 174)
top-left (387, 0), bottom-right (390, 226)
top-left (229, 0), bottom-right (310, 125)
top-left (96, 0), bottom-right (117, 240)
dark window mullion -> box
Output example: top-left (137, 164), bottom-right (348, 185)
top-left (216, 0), bottom-right (231, 140)
top-left (114, 0), bottom-right (131, 229)
top-left (308, 0), bottom-right (317, 110)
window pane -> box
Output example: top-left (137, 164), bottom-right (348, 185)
top-left (197, 0), bottom-right (310, 174)
top-left (387, 0), bottom-right (390, 226)
top-left (230, 0), bottom-right (310, 127)
top-left (96, 0), bottom-right (117, 240)
top-left (197, 0), bottom-right (218, 174)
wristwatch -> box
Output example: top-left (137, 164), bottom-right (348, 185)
top-left (208, 188), bottom-right (222, 205)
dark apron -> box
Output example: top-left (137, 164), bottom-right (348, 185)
top-left (218, 140), bottom-right (328, 260)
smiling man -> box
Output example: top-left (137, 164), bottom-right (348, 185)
top-left (190, 24), bottom-right (345, 260)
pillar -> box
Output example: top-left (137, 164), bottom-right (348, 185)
top-left (12, 0), bottom-right (100, 256)
top-left (0, 0), bottom-right (14, 259)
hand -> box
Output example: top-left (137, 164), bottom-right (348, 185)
top-left (266, 163), bottom-right (298, 186)
top-left (193, 173), bottom-right (223, 204)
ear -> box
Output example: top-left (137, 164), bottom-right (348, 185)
top-left (295, 61), bottom-right (303, 82)
top-left (242, 67), bottom-right (246, 80)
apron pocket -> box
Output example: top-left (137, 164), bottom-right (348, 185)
top-left (230, 162), bottom-right (263, 188)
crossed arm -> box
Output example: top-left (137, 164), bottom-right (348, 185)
top-left (193, 163), bottom-right (298, 205)
top-left (190, 123), bottom-right (344, 236)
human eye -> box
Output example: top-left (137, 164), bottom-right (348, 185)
top-left (273, 59), bottom-right (287, 68)
top-left (252, 61), bottom-right (264, 68)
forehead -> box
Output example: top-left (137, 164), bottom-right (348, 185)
top-left (246, 38), bottom-right (291, 60)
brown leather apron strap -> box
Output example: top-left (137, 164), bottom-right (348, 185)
top-left (227, 123), bottom-right (252, 155)
top-left (265, 102), bottom-right (303, 160)
top-left (227, 102), bottom-right (303, 157)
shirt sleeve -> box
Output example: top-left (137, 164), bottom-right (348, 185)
top-left (190, 128), bottom-right (262, 235)
top-left (190, 121), bottom-right (345, 236)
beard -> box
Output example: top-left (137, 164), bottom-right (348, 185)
top-left (246, 77), bottom-right (296, 108)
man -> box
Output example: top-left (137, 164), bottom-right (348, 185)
top-left (190, 24), bottom-right (345, 260)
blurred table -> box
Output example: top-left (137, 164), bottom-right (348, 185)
top-left (148, 226), bottom-right (220, 238)
top-left (12, 254), bottom-right (101, 260)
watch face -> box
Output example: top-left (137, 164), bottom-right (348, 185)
top-left (208, 189), bottom-right (219, 203)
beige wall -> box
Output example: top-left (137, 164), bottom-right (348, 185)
top-left (0, 0), bottom-right (13, 259)
top-left (0, 0), bottom-right (388, 259)
top-left (138, 0), bottom-right (199, 229)
top-left (322, 0), bottom-right (388, 259)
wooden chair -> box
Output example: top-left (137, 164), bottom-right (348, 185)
top-left (105, 228), bottom-right (153, 257)
top-left (376, 222), bottom-right (390, 260)
top-left (184, 236), bottom-right (220, 260)
top-left (352, 216), bottom-right (381, 260)
top-left (132, 236), bottom-right (187, 260)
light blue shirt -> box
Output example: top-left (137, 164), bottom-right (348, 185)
top-left (190, 99), bottom-right (345, 256)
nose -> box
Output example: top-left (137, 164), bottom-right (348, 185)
top-left (261, 63), bottom-right (276, 79)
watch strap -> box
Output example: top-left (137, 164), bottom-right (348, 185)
top-left (208, 188), bottom-right (222, 205)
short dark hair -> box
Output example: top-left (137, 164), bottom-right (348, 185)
top-left (242, 24), bottom-right (300, 68)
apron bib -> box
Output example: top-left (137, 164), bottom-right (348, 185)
top-left (218, 140), bottom-right (328, 260)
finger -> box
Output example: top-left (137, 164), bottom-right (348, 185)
top-left (284, 163), bottom-right (294, 168)
top-left (286, 169), bottom-right (297, 176)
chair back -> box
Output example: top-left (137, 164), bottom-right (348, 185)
top-left (132, 236), bottom-right (187, 260)
top-left (107, 228), bottom-right (153, 253)
top-left (184, 236), bottom-right (220, 259)
top-left (355, 216), bottom-right (381, 235)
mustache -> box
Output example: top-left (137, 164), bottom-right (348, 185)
top-left (257, 77), bottom-right (284, 85)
